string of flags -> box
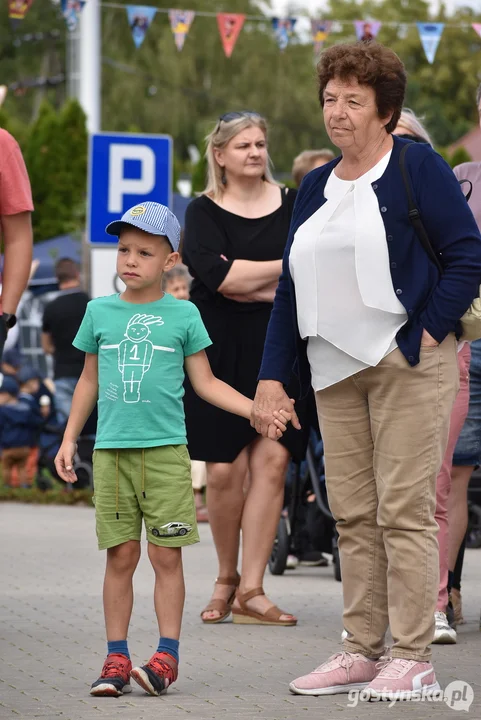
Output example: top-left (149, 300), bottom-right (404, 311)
top-left (115, 9), bottom-right (481, 65)
top-left (7, 0), bottom-right (481, 66)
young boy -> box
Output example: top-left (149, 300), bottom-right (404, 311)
top-left (0, 373), bottom-right (42, 487)
top-left (162, 265), bottom-right (190, 301)
top-left (55, 202), bottom-right (289, 699)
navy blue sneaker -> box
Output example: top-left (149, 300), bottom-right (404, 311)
top-left (130, 652), bottom-right (178, 696)
top-left (90, 653), bottom-right (132, 697)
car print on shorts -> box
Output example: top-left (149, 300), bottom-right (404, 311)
top-left (149, 522), bottom-right (192, 538)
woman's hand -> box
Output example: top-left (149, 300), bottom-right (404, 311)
top-left (421, 329), bottom-right (439, 348)
top-left (251, 380), bottom-right (301, 440)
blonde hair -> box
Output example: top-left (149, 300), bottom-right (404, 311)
top-left (204, 114), bottom-right (279, 199)
top-left (292, 149), bottom-right (335, 187)
top-left (395, 108), bottom-right (432, 145)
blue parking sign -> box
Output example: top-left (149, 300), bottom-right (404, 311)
top-left (87, 132), bottom-right (173, 244)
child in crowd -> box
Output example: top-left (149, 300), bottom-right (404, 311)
top-left (14, 366), bottom-right (52, 486)
top-left (0, 374), bottom-right (43, 487)
top-left (291, 148), bottom-right (335, 187)
top-left (162, 265), bottom-right (190, 301)
top-left (55, 202), bottom-right (290, 699)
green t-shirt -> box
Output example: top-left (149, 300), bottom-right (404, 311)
top-left (73, 293), bottom-right (212, 449)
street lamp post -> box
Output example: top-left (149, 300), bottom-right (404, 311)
top-left (79, 0), bottom-right (101, 133)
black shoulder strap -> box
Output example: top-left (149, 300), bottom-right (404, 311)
top-left (399, 143), bottom-right (443, 274)
top-left (459, 179), bottom-right (473, 203)
top-left (284, 186), bottom-right (298, 221)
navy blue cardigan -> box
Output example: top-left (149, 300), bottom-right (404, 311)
top-left (258, 136), bottom-right (481, 397)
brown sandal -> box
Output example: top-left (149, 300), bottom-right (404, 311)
top-left (231, 587), bottom-right (297, 626)
top-left (200, 573), bottom-right (240, 624)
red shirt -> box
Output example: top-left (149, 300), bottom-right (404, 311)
top-left (0, 128), bottom-right (33, 216)
top-left (0, 128), bottom-right (34, 313)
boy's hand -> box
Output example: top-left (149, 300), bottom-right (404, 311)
top-left (271, 407), bottom-right (293, 440)
top-left (55, 441), bottom-right (78, 483)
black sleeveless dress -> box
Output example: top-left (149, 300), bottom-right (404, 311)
top-left (183, 187), bottom-right (307, 463)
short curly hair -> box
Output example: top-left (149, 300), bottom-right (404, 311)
top-left (317, 42), bottom-right (406, 134)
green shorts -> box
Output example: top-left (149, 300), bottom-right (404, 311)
top-left (92, 445), bottom-right (199, 551)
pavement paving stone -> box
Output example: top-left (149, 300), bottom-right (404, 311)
top-left (1, 503), bottom-right (480, 720)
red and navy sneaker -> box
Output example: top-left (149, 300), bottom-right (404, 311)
top-left (130, 652), bottom-right (178, 696)
top-left (90, 653), bottom-right (132, 697)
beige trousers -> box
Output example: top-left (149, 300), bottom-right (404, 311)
top-left (315, 335), bottom-right (459, 661)
top-left (191, 460), bottom-right (207, 491)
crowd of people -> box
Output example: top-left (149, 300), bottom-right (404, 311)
top-left (1, 39), bottom-right (481, 705)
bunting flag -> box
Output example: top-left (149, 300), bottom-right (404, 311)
top-left (354, 20), bottom-right (381, 43)
top-left (473, 23), bottom-right (481, 38)
top-left (126, 6), bottom-right (157, 48)
top-left (311, 20), bottom-right (332, 55)
top-left (417, 22), bottom-right (444, 63)
top-left (272, 17), bottom-right (296, 51)
top-left (61, 0), bottom-right (86, 31)
top-left (8, 0), bottom-right (33, 24)
top-left (217, 13), bottom-right (245, 57)
top-left (169, 9), bottom-right (195, 51)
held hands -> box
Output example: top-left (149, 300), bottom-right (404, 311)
top-left (251, 380), bottom-right (302, 441)
top-left (54, 441), bottom-right (78, 484)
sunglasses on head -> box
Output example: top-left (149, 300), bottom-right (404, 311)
top-left (217, 110), bottom-right (262, 125)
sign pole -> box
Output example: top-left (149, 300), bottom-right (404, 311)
top-left (79, 0), bottom-right (101, 133)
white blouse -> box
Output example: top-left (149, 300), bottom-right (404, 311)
top-left (289, 151), bottom-right (407, 391)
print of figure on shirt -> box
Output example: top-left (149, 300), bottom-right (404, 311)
top-left (100, 314), bottom-right (175, 404)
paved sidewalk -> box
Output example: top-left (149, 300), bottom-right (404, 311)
top-left (1, 503), bottom-right (480, 720)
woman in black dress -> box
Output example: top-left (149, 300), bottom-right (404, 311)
top-left (183, 111), bottom-right (304, 626)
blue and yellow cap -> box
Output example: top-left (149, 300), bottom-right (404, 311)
top-left (105, 202), bottom-right (181, 252)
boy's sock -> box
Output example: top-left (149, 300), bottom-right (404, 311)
top-left (107, 640), bottom-right (130, 660)
top-left (156, 637), bottom-right (179, 663)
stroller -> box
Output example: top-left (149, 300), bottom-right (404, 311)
top-left (269, 429), bottom-right (341, 581)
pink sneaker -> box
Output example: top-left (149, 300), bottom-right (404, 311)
top-left (289, 652), bottom-right (378, 696)
top-left (365, 658), bottom-right (441, 701)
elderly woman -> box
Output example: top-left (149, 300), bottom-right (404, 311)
top-left (252, 43), bottom-right (481, 700)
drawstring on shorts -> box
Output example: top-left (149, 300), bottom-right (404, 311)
top-left (115, 452), bottom-right (120, 520)
top-left (142, 449), bottom-right (146, 498)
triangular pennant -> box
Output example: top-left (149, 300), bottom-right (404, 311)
top-left (126, 6), bottom-right (157, 48)
top-left (473, 23), bottom-right (481, 38)
top-left (417, 22), bottom-right (444, 64)
top-left (217, 13), bottom-right (245, 58)
top-left (272, 17), bottom-right (296, 51)
top-left (354, 21), bottom-right (381, 42)
top-left (8, 0), bottom-right (34, 25)
top-left (169, 10), bottom-right (195, 51)
top-left (397, 23), bottom-right (409, 40)
top-left (311, 20), bottom-right (332, 55)
top-left (61, 0), bottom-right (86, 31)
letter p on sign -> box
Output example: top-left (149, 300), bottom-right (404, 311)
top-left (108, 144), bottom-right (156, 213)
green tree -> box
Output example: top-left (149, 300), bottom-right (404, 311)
top-left (58, 99), bottom-right (88, 227)
top-left (24, 100), bottom-right (64, 242)
top-left (3, 0), bottom-right (481, 188)
top-left (24, 99), bottom-right (88, 242)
